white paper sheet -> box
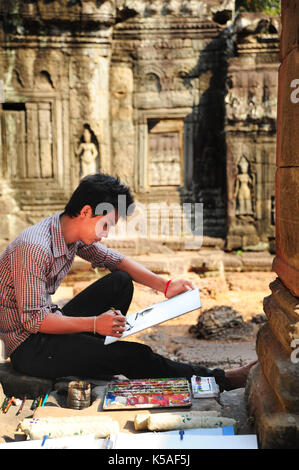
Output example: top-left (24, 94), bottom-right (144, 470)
top-left (0, 434), bottom-right (104, 449)
top-left (104, 288), bottom-right (201, 345)
top-left (114, 432), bottom-right (258, 449)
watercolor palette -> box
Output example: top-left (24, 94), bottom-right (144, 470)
top-left (191, 376), bottom-right (220, 398)
top-left (103, 378), bottom-right (192, 410)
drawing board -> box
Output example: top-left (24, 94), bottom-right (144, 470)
top-left (104, 288), bottom-right (201, 345)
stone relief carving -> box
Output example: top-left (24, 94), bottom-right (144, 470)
top-left (148, 131), bottom-right (181, 186)
top-left (1, 0), bottom-right (116, 22)
top-left (225, 70), bottom-right (278, 124)
top-left (117, 0), bottom-right (219, 18)
top-left (136, 63), bottom-right (194, 94)
top-left (1, 102), bottom-right (53, 180)
top-left (36, 70), bottom-right (55, 90)
top-left (12, 69), bottom-right (25, 89)
top-left (144, 72), bottom-right (162, 92)
top-left (248, 95), bottom-right (264, 121)
top-left (75, 127), bottom-right (98, 178)
top-left (144, 0), bottom-right (160, 16)
top-left (234, 156), bottom-right (253, 215)
top-left (225, 89), bottom-right (247, 122)
top-left (161, 0), bottom-right (181, 15)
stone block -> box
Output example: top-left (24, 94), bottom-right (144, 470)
top-left (275, 166), bottom-right (299, 295)
top-left (220, 388), bottom-right (256, 435)
top-left (270, 278), bottom-right (299, 318)
top-left (239, 252), bottom-right (274, 271)
top-left (189, 254), bottom-right (224, 276)
top-left (256, 323), bottom-right (299, 412)
top-left (273, 256), bottom-right (299, 298)
top-left (263, 292), bottom-right (299, 354)
top-left (223, 253), bottom-right (243, 271)
top-left (0, 362), bottom-right (53, 400)
top-left (225, 235), bottom-right (242, 251)
top-left (276, 167), bottom-right (299, 259)
top-left (241, 234), bottom-right (261, 250)
top-left (246, 363), bottom-right (299, 449)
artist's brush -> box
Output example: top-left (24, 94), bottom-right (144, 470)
top-left (16, 396), bottom-right (26, 416)
top-left (110, 307), bottom-right (123, 316)
top-left (3, 397), bottom-right (14, 414)
top-left (1, 396), bottom-right (9, 412)
top-left (30, 397), bottom-right (39, 410)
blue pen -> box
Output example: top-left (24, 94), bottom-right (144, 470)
top-left (179, 430), bottom-right (184, 441)
top-left (104, 436), bottom-right (111, 449)
top-left (41, 435), bottom-right (49, 447)
top-left (41, 391), bottom-right (50, 407)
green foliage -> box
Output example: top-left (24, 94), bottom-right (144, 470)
top-left (236, 0), bottom-right (281, 16)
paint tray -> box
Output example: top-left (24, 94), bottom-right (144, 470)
top-left (103, 378), bottom-right (192, 410)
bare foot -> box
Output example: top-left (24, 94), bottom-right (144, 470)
top-left (224, 360), bottom-right (258, 390)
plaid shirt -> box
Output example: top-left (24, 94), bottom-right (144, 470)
top-left (0, 212), bottom-right (125, 358)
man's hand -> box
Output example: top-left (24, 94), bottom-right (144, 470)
top-left (95, 309), bottom-right (126, 337)
top-left (165, 279), bottom-right (195, 298)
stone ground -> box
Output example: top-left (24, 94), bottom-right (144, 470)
top-left (0, 251), bottom-right (276, 445)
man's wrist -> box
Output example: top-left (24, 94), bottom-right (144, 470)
top-left (164, 279), bottom-right (172, 297)
top-left (71, 316), bottom-right (96, 334)
top-left (156, 277), bottom-right (169, 294)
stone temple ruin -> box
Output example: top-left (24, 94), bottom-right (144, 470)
top-left (0, 0), bottom-right (298, 449)
top-left (0, 0), bottom-right (280, 252)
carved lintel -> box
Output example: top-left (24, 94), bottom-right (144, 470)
top-left (0, 0), bottom-right (116, 28)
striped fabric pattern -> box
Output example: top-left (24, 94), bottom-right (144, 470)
top-left (0, 212), bottom-right (125, 358)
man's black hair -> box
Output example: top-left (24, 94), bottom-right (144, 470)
top-left (62, 173), bottom-right (135, 218)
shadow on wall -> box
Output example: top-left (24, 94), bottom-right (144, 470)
top-left (179, 27), bottom-right (231, 239)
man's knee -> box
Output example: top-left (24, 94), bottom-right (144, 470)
top-left (112, 270), bottom-right (134, 295)
top-left (115, 270), bottom-right (132, 283)
top-left (112, 271), bottom-right (133, 288)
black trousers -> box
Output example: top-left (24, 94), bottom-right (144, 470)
top-left (11, 271), bottom-right (227, 389)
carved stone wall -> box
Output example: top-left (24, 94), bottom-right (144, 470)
top-left (225, 13), bottom-right (280, 251)
top-left (0, 1), bottom-right (280, 252)
top-left (112, 1), bottom-right (235, 241)
top-left (0, 0), bottom-right (115, 251)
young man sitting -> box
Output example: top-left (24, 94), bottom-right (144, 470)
top-left (0, 173), bottom-right (255, 390)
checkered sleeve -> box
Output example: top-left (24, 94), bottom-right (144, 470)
top-left (76, 242), bottom-right (125, 272)
top-left (9, 243), bottom-right (56, 333)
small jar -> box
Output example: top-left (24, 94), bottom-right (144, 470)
top-left (67, 380), bottom-right (91, 410)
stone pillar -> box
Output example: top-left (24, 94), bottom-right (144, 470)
top-left (246, 1), bottom-right (299, 449)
